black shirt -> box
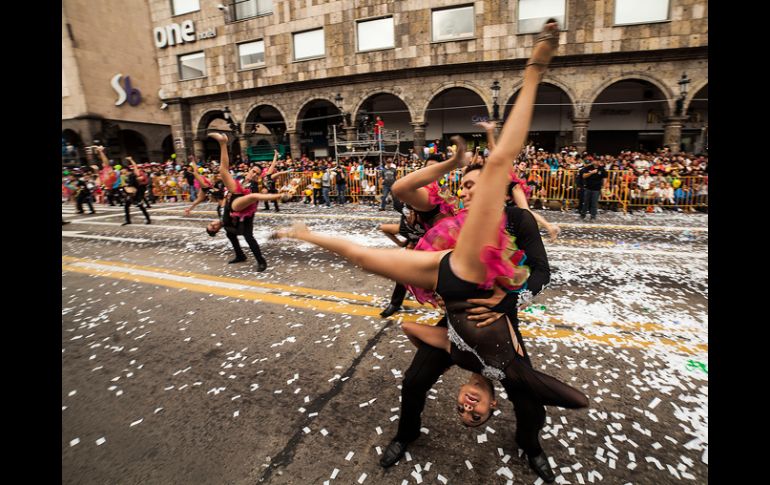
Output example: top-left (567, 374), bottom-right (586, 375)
top-left (579, 165), bottom-right (608, 190)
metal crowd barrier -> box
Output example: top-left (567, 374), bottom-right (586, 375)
top-left (266, 168), bottom-right (708, 212)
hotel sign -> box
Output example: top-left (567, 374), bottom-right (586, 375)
top-left (154, 20), bottom-right (216, 49)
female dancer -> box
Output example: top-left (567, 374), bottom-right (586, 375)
top-left (184, 161), bottom-right (216, 216)
top-left (274, 19), bottom-right (586, 422)
top-left (476, 121), bottom-right (561, 242)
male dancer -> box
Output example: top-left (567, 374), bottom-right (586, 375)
top-left (380, 160), bottom-right (557, 482)
top-left (120, 157), bottom-right (151, 225)
top-left (205, 133), bottom-right (287, 272)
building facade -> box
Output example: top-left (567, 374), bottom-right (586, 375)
top-left (149, 0), bottom-right (708, 161)
top-left (62, 0), bottom-right (172, 165)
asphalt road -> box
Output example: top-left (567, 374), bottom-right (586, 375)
top-left (62, 201), bottom-right (708, 485)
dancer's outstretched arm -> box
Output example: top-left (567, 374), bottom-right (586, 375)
top-left (270, 170), bottom-right (292, 180)
top-left (476, 121), bottom-right (497, 151)
top-left (272, 223), bottom-right (444, 290)
top-left (189, 161), bottom-right (213, 188)
top-left (184, 190), bottom-right (208, 215)
top-left (265, 150), bottom-right (280, 176)
top-left (391, 139), bottom-right (466, 211)
top-left (511, 183), bottom-right (560, 242)
top-left (231, 192), bottom-right (284, 212)
top-left (452, 20), bottom-right (559, 284)
top-left (379, 223), bottom-right (406, 247)
top-left (95, 145), bottom-right (111, 169)
top-left (209, 133), bottom-right (238, 193)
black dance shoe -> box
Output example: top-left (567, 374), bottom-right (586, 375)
top-left (257, 261), bottom-right (268, 272)
top-left (228, 256), bottom-right (247, 264)
top-left (379, 304), bottom-right (401, 318)
top-left (527, 452), bottom-right (556, 483)
top-left (379, 440), bottom-right (408, 468)
top-left (121, 221), bottom-right (131, 226)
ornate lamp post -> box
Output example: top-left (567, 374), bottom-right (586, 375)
top-left (490, 80), bottom-right (501, 121)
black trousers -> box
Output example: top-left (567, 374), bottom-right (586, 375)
top-left (395, 316), bottom-right (545, 456)
top-left (390, 283), bottom-right (407, 307)
top-left (264, 189), bottom-right (279, 211)
top-left (124, 192), bottom-right (150, 223)
top-left (313, 188), bottom-right (322, 205)
top-left (225, 217), bottom-right (266, 264)
top-left (76, 192), bottom-right (94, 213)
top-left (106, 189), bottom-right (118, 206)
top-left (576, 188), bottom-right (584, 213)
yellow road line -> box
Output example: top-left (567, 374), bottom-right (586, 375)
top-left (62, 258), bottom-right (706, 355)
top-left (61, 256), bottom-right (427, 310)
top-left (61, 256), bottom-right (701, 333)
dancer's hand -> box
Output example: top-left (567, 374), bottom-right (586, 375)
top-left (270, 221), bottom-right (309, 240)
top-left (467, 285), bottom-right (507, 328)
top-left (434, 293), bottom-right (446, 311)
top-left (450, 136), bottom-right (468, 167)
top-left (209, 132), bottom-right (228, 144)
top-left (476, 121), bottom-right (497, 131)
top-left (184, 207), bottom-right (192, 216)
top-left (547, 224), bottom-right (561, 243)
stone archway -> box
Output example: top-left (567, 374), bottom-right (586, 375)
top-left (62, 129), bottom-right (85, 165)
top-left (161, 134), bottom-right (174, 161)
top-left (118, 129), bottom-right (149, 163)
top-left (353, 92), bottom-right (414, 152)
top-left (423, 87), bottom-right (490, 153)
top-left (503, 82), bottom-right (576, 152)
top-left (294, 98), bottom-right (342, 159)
top-left (587, 79), bottom-right (670, 154)
top-left (243, 104), bottom-right (288, 160)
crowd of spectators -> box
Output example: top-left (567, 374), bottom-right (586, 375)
top-left (62, 144), bottom-right (707, 212)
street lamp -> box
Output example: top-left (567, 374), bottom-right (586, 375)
top-left (676, 73), bottom-right (690, 116)
top-left (490, 80), bottom-right (501, 121)
top-left (334, 92), bottom-right (351, 126)
top-left (222, 106), bottom-right (241, 134)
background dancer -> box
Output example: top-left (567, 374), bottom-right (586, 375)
top-left (378, 197), bottom-right (426, 318)
top-left (184, 160), bottom-right (216, 216)
top-left (261, 150), bottom-right (292, 212)
top-left (122, 157), bottom-right (151, 226)
top-left (204, 133), bottom-right (288, 272)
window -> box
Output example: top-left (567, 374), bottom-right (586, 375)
top-left (231, 0), bottom-right (273, 22)
top-left (518, 0), bottom-right (565, 34)
top-left (179, 51), bottom-right (206, 80)
top-left (357, 17), bottom-right (395, 52)
top-left (238, 40), bottom-right (265, 69)
top-left (171, 0), bottom-right (199, 16)
top-left (293, 28), bottom-right (325, 60)
top-left (432, 5), bottom-right (475, 42)
top-left (614, 0), bottom-right (669, 25)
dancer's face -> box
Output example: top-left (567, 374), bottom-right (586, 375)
top-left (456, 374), bottom-right (497, 427)
top-left (458, 170), bottom-right (480, 209)
top-left (207, 220), bottom-right (222, 234)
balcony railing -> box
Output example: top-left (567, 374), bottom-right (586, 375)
top-left (227, 0), bottom-right (273, 22)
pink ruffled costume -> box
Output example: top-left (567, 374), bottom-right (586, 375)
top-left (228, 180), bottom-right (257, 221)
top-left (406, 171), bottom-right (531, 307)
